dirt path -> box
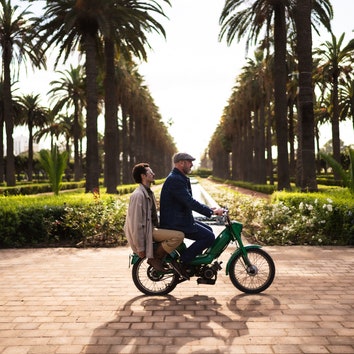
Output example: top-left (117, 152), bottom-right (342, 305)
top-left (197, 177), bottom-right (271, 201)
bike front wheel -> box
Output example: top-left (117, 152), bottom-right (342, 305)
top-left (132, 257), bottom-right (179, 295)
top-left (229, 248), bottom-right (275, 294)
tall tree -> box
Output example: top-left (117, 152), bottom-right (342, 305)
top-left (55, 113), bottom-right (73, 156)
top-left (339, 78), bottom-right (354, 130)
top-left (0, 81), bottom-right (4, 183)
top-left (219, 0), bottom-right (290, 190)
top-left (16, 93), bottom-right (47, 181)
top-left (294, 0), bottom-right (317, 191)
top-left (36, 0), bottom-right (171, 193)
top-left (34, 108), bottom-right (63, 150)
top-left (314, 33), bottom-right (354, 180)
top-left (48, 65), bottom-right (85, 181)
top-left (294, 0), bottom-right (332, 191)
top-left (101, 0), bottom-right (170, 193)
top-left (35, 0), bottom-right (102, 192)
top-left (219, 0), bottom-right (333, 190)
top-left (0, 0), bottom-right (45, 186)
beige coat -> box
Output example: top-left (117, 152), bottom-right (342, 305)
top-left (124, 184), bottom-right (155, 259)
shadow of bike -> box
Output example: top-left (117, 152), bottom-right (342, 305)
top-left (83, 293), bottom-right (280, 353)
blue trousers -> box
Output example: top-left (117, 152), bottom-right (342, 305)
top-left (180, 221), bottom-right (215, 264)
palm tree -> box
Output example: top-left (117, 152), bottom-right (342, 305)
top-left (101, 0), bottom-right (170, 193)
top-left (0, 81), bottom-right (4, 183)
top-left (219, 0), bottom-right (333, 190)
top-left (48, 65), bottom-right (85, 181)
top-left (241, 50), bottom-right (270, 184)
top-left (16, 93), bottom-right (47, 181)
top-left (293, 0), bottom-right (324, 191)
top-left (103, 36), bottom-right (120, 192)
top-left (0, 0), bottom-right (45, 186)
top-left (34, 108), bottom-right (63, 150)
top-left (56, 113), bottom-right (74, 157)
top-left (35, 0), bottom-right (171, 193)
top-left (314, 33), bottom-right (354, 180)
top-left (339, 79), bottom-right (354, 131)
top-left (219, 0), bottom-right (290, 190)
top-left (208, 122), bottom-right (231, 179)
top-left (35, 0), bottom-right (103, 192)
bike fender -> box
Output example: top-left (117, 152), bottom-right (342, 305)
top-left (225, 245), bottom-right (262, 275)
top-left (130, 253), bottom-right (140, 266)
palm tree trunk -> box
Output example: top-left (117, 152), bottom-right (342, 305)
top-left (331, 75), bottom-right (341, 181)
top-left (3, 42), bottom-right (15, 186)
top-left (128, 109), bottom-right (134, 166)
top-left (273, 1), bottom-right (290, 190)
top-left (73, 101), bottom-right (82, 181)
top-left (245, 110), bottom-right (253, 182)
top-left (253, 107), bottom-right (260, 182)
top-left (0, 115), bottom-right (4, 183)
top-left (288, 100), bottom-right (296, 177)
top-left (84, 33), bottom-right (100, 193)
top-left (266, 107), bottom-right (274, 185)
top-left (315, 123), bottom-right (321, 174)
top-left (104, 38), bottom-right (119, 193)
top-left (28, 121), bottom-right (34, 181)
top-left (122, 109), bottom-right (129, 184)
top-left (294, 0), bottom-right (318, 191)
top-left (258, 98), bottom-right (267, 184)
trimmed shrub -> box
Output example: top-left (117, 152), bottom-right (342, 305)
top-left (0, 193), bottom-right (128, 248)
top-left (205, 181), bottom-right (354, 246)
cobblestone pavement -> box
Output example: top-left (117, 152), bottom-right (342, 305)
top-left (1, 245), bottom-right (354, 354)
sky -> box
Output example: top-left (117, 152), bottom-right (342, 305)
top-left (13, 0), bottom-right (354, 164)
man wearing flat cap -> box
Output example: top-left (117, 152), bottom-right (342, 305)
top-left (159, 152), bottom-right (224, 279)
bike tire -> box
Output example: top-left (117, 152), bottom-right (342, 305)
top-left (132, 257), bottom-right (179, 296)
top-left (229, 248), bottom-right (275, 294)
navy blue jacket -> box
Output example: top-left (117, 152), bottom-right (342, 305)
top-left (159, 168), bottom-right (213, 233)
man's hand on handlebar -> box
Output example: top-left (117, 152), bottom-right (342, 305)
top-left (211, 207), bottom-right (225, 216)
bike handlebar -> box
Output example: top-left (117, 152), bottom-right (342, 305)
top-left (212, 207), bottom-right (231, 225)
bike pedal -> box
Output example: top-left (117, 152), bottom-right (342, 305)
top-left (170, 260), bottom-right (190, 280)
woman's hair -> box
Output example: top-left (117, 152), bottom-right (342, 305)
top-left (132, 163), bottom-right (150, 183)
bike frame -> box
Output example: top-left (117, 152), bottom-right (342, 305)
top-left (161, 215), bottom-right (261, 275)
top-left (130, 216), bottom-right (261, 271)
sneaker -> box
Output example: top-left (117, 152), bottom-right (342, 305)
top-left (170, 259), bottom-right (190, 280)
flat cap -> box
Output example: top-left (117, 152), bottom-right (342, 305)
top-left (173, 152), bottom-right (196, 163)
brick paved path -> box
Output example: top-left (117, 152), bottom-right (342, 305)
top-left (1, 245), bottom-right (353, 354)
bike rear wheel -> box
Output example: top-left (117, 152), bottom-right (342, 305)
top-left (132, 257), bottom-right (179, 295)
top-left (229, 248), bottom-right (275, 294)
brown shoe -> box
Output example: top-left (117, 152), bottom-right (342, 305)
top-left (147, 243), bottom-right (169, 272)
top-left (170, 259), bottom-right (190, 280)
top-left (147, 258), bottom-right (168, 272)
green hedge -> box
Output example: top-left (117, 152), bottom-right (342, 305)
top-left (206, 180), bottom-right (354, 246)
top-left (1, 177), bottom-right (352, 248)
top-left (265, 189), bottom-right (354, 245)
top-left (191, 168), bottom-right (213, 178)
top-left (0, 180), bottom-right (165, 248)
top-left (0, 179), bottom-right (159, 196)
top-left (0, 193), bottom-right (128, 248)
top-left (0, 181), bottom-right (86, 196)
